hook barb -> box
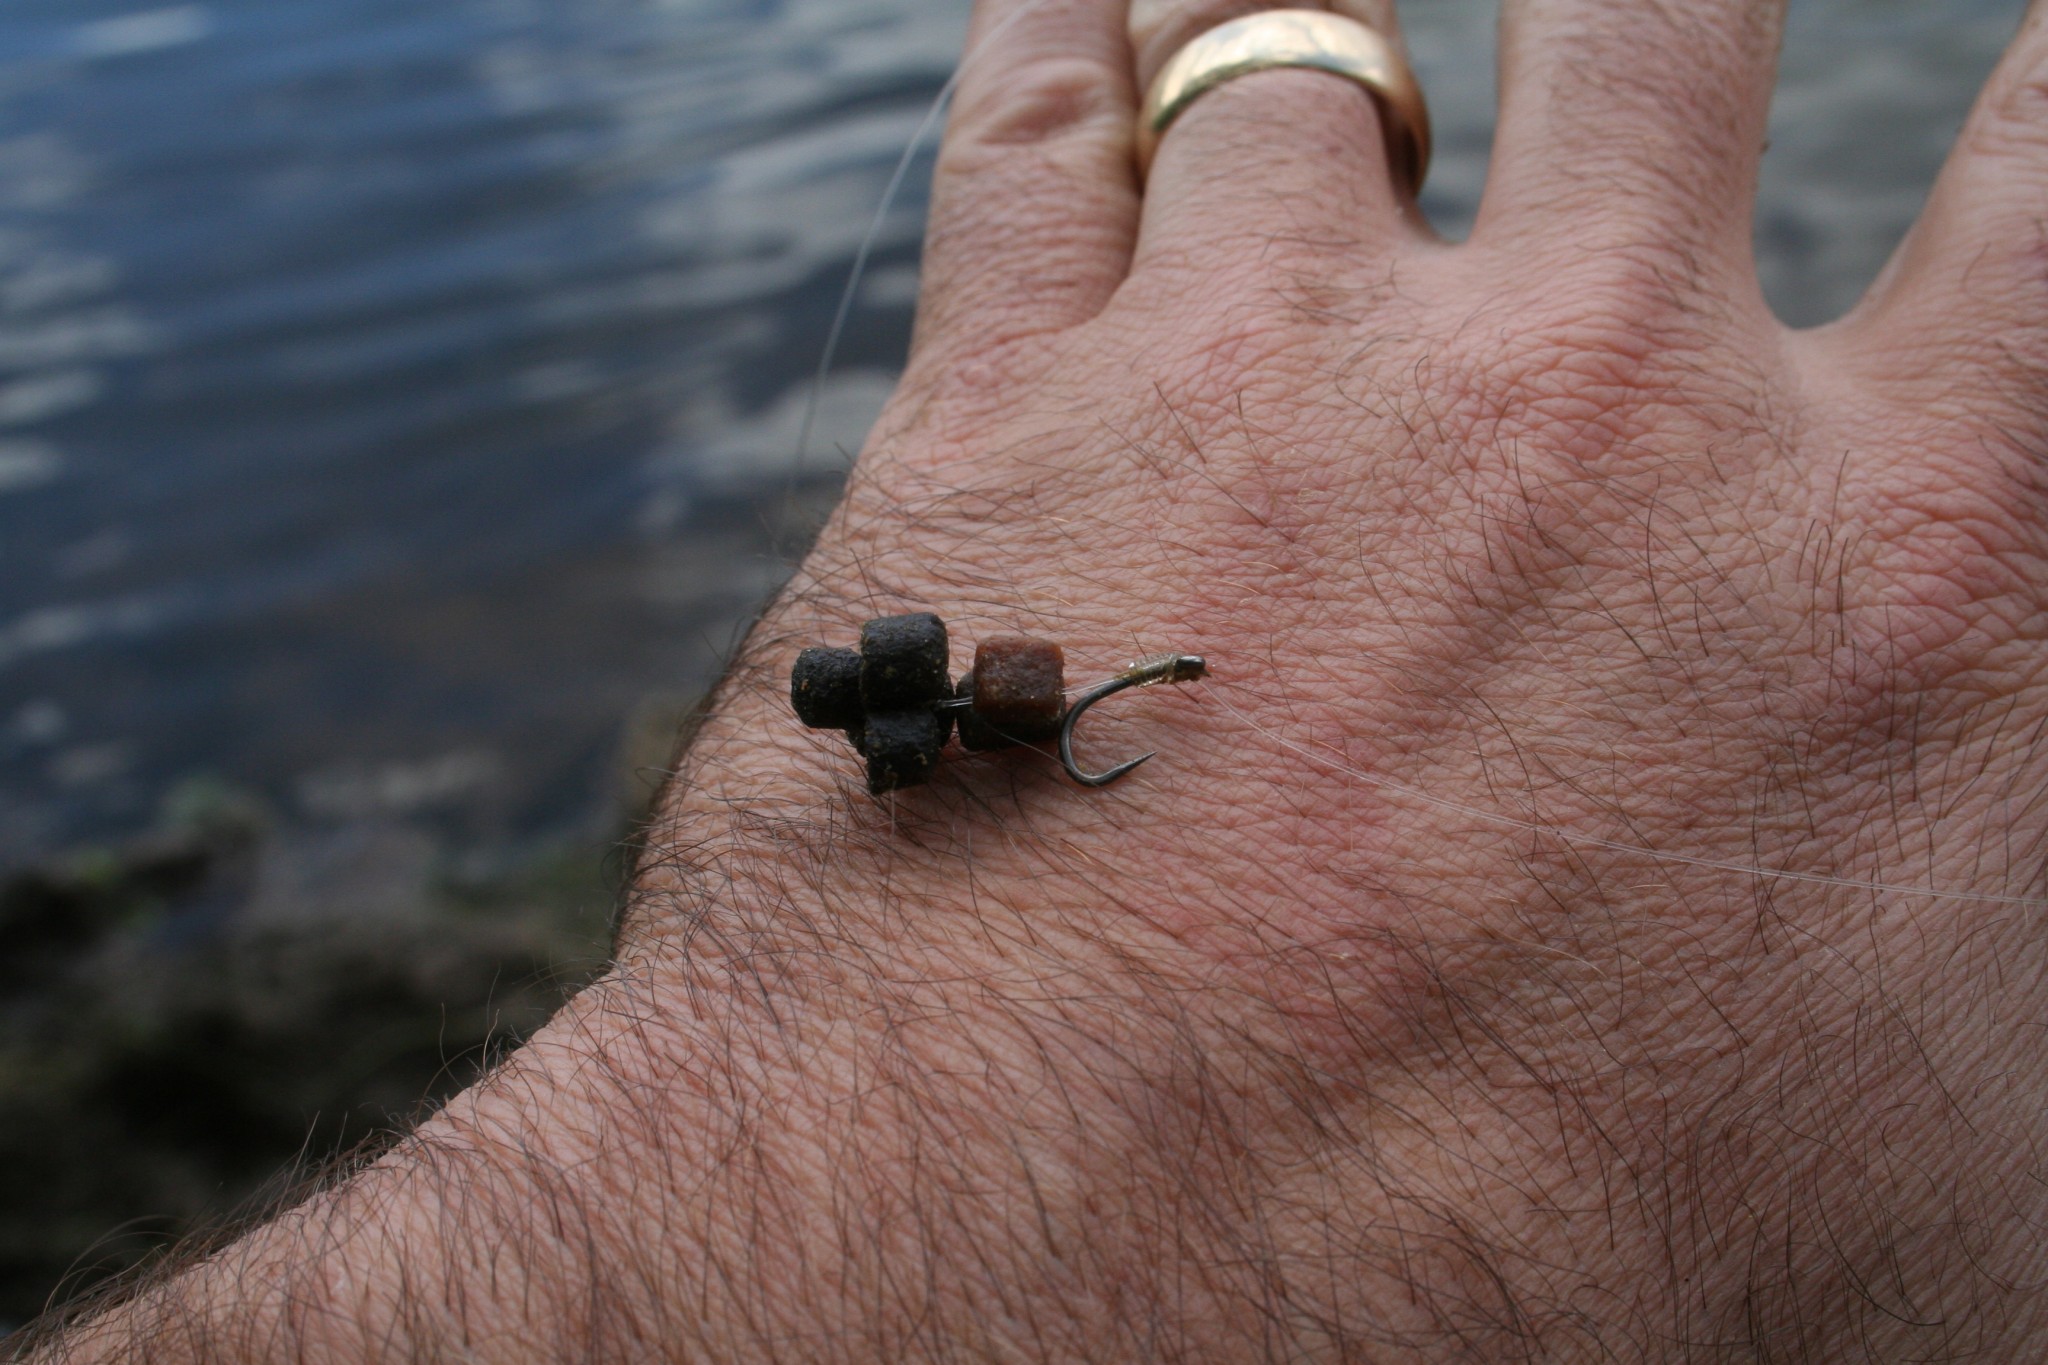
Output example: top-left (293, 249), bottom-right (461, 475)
top-left (1056, 653), bottom-right (1207, 787)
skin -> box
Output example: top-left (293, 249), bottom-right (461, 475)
top-left (23, 0), bottom-right (2048, 1359)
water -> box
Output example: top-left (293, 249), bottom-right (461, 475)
top-left (0, 0), bottom-right (2024, 866)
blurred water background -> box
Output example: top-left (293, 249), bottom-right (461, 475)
top-left (0, 0), bottom-right (2025, 1328)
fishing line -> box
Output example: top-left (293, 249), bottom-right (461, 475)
top-left (1206, 687), bottom-right (2048, 909)
top-left (792, 0), bottom-right (1048, 477)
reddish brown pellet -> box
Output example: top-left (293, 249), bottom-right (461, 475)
top-left (965, 636), bottom-right (1064, 745)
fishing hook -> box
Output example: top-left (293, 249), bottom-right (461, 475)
top-left (1057, 653), bottom-right (1209, 787)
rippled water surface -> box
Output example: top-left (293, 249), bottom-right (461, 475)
top-left (0, 0), bottom-right (2026, 864)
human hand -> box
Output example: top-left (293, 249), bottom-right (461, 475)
top-left (40, 0), bottom-right (2048, 1359)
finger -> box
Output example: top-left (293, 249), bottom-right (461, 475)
top-left (1126, 2), bottom-right (1430, 274)
top-left (913, 0), bottom-right (1141, 357)
top-left (1842, 5), bottom-right (2048, 397)
top-left (1479, 0), bottom-right (1786, 274)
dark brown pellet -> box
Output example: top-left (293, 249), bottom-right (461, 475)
top-left (790, 646), bottom-right (863, 730)
top-left (861, 708), bottom-right (950, 793)
top-left (859, 613), bottom-right (950, 710)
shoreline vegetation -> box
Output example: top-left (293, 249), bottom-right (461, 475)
top-left (0, 714), bottom-right (691, 1326)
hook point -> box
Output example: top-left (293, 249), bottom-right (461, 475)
top-left (1070, 750), bottom-right (1155, 788)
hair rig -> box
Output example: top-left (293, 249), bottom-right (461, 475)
top-left (791, 613), bottom-right (1208, 795)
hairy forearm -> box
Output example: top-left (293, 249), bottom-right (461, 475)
top-left (27, 584), bottom-right (2048, 1361)
top-left (28, 662), bottom-right (1293, 1361)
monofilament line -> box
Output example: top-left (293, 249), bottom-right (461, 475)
top-left (1211, 691), bottom-right (2048, 909)
top-left (792, 0), bottom-right (1047, 476)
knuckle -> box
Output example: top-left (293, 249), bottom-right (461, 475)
top-left (916, 203), bottom-right (1115, 331)
top-left (1793, 399), bottom-right (2048, 705)
top-left (1434, 266), bottom-right (1738, 475)
top-left (944, 55), bottom-right (1126, 157)
top-left (1844, 484), bottom-right (2048, 700)
top-left (1128, 274), bottom-right (1338, 416)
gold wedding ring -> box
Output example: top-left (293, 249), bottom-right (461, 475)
top-left (1136, 9), bottom-right (1431, 196)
